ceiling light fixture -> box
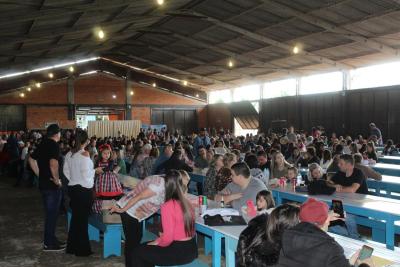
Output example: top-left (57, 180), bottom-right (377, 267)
top-left (152, 82), bottom-right (157, 87)
top-left (48, 72), bottom-right (54, 78)
top-left (112, 94), bottom-right (117, 99)
top-left (195, 94), bottom-right (199, 98)
top-left (35, 82), bottom-right (41, 88)
top-left (293, 45), bottom-right (300, 54)
top-left (228, 59), bottom-right (234, 68)
top-left (156, 0), bottom-right (165, 6)
top-left (182, 80), bottom-right (188, 86)
top-left (26, 87), bottom-right (31, 92)
top-left (69, 66), bottom-right (75, 72)
top-left (130, 91), bottom-right (134, 96)
top-left (19, 92), bottom-right (25, 98)
top-left (97, 29), bottom-right (105, 39)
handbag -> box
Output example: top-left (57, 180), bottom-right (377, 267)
top-left (203, 214), bottom-right (247, 226)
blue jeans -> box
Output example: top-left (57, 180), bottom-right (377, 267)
top-left (329, 214), bottom-right (360, 240)
top-left (40, 189), bottom-right (62, 246)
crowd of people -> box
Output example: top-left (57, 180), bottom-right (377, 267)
top-left (1, 122), bottom-right (395, 267)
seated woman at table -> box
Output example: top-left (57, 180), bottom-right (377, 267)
top-left (383, 139), bottom-right (398, 155)
top-left (159, 149), bottom-right (193, 174)
top-left (269, 152), bottom-right (292, 186)
top-left (130, 170), bottom-right (198, 267)
top-left (204, 154), bottom-right (224, 199)
top-left (215, 167), bottom-right (234, 193)
top-left (353, 153), bottom-right (382, 181)
top-left (236, 203), bottom-right (300, 267)
top-left (277, 198), bottom-right (373, 267)
top-left (366, 142), bottom-right (378, 162)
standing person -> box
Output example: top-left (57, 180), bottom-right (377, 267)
top-left (369, 123), bottom-right (383, 146)
top-left (130, 170), bottom-right (198, 267)
top-left (63, 130), bottom-right (103, 256)
top-left (28, 124), bottom-right (64, 251)
top-left (287, 126), bottom-right (297, 144)
top-left (110, 174), bottom-right (167, 267)
top-left (193, 128), bottom-right (211, 156)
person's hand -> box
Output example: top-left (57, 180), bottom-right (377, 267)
top-left (328, 211), bottom-right (344, 222)
top-left (334, 185), bottom-right (343, 192)
top-left (50, 177), bottom-right (62, 187)
top-left (357, 257), bottom-right (375, 267)
top-left (95, 167), bottom-right (104, 174)
top-left (228, 193), bottom-right (243, 202)
top-left (109, 205), bottom-right (124, 214)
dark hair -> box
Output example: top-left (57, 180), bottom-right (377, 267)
top-left (164, 170), bottom-right (194, 237)
top-left (266, 203), bottom-right (300, 252)
top-left (353, 153), bottom-right (362, 164)
top-left (322, 149), bottom-right (332, 162)
top-left (306, 146), bottom-right (316, 157)
top-left (287, 166), bottom-right (298, 176)
top-left (256, 151), bottom-right (267, 158)
top-left (256, 190), bottom-right (275, 210)
top-left (231, 162), bottom-right (251, 178)
top-left (339, 154), bottom-right (354, 165)
top-left (71, 129), bottom-right (88, 155)
top-left (245, 154), bottom-right (259, 169)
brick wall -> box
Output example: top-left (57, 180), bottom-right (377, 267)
top-left (0, 73), bottom-right (206, 130)
top-left (26, 106), bottom-right (75, 129)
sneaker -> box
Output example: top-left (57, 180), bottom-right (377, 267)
top-left (43, 245), bottom-right (65, 252)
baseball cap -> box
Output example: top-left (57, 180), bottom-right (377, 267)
top-left (299, 198), bottom-right (329, 226)
top-left (46, 124), bottom-right (61, 136)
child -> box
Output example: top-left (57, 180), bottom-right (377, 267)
top-left (286, 166), bottom-right (298, 183)
top-left (256, 190), bottom-right (275, 215)
top-left (93, 144), bottom-right (124, 213)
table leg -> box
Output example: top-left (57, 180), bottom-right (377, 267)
top-left (385, 217), bottom-right (395, 250)
top-left (211, 231), bottom-right (222, 267)
top-left (225, 236), bottom-right (237, 267)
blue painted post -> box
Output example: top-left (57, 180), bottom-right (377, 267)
top-left (88, 224), bottom-right (100, 242)
top-left (103, 224), bottom-right (122, 258)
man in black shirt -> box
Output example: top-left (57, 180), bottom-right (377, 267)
top-left (330, 154), bottom-right (368, 194)
top-left (29, 124), bottom-right (64, 251)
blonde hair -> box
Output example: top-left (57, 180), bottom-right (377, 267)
top-left (178, 170), bottom-right (190, 194)
top-left (223, 153), bottom-right (237, 168)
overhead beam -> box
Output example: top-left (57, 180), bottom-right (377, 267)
top-left (0, 0), bottom-right (148, 27)
top-left (262, 0), bottom-right (399, 56)
top-left (172, 10), bottom-right (353, 70)
top-left (116, 41), bottom-right (252, 79)
top-left (119, 52), bottom-right (233, 86)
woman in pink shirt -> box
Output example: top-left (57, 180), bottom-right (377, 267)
top-left (131, 169), bottom-right (198, 267)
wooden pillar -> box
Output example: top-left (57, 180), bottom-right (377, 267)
top-left (125, 71), bottom-right (132, 120)
top-left (67, 76), bottom-right (75, 121)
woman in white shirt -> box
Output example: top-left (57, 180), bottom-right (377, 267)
top-left (63, 129), bottom-right (102, 257)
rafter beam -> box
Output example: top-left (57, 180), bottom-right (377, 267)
top-left (172, 10), bottom-right (353, 70)
top-left (117, 41), bottom-right (252, 79)
top-left (262, 0), bottom-right (399, 56)
top-left (119, 52), bottom-right (233, 86)
top-left (0, 0), bottom-right (144, 27)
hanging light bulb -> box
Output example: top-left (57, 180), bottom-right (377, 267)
top-left (228, 59), bottom-right (234, 68)
top-left (112, 94), bottom-right (117, 99)
top-left (130, 91), bottom-right (134, 96)
top-left (97, 29), bottom-right (105, 39)
top-left (182, 80), bottom-right (188, 86)
top-left (156, 0), bottom-right (165, 5)
top-left (293, 45), bottom-right (300, 54)
top-left (26, 87), bottom-right (31, 92)
top-left (195, 94), bottom-right (199, 98)
top-left (35, 82), bottom-right (41, 88)
top-left (48, 73), bottom-right (54, 78)
top-left (19, 92), bottom-right (25, 98)
top-left (69, 66), bottom-right (75, 73)
top-left (152, 82), bottom-right (157, 87)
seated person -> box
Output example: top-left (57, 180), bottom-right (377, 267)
top-left (237, 203), bottom-right (300, 267)
top-left (354, 153), bottom-right (382, 181)
top-left (286, 166), bottom-right (298, 183)
top-left (245, 153), bottom-right (267, 185)
top-left (270, 152), bottom-right (292, 185)
top-left (326, 144), bottom-right (344, 174)
top-left (306, 163), bottom-right (336, 195)
top-left (383, 139), bottom-right (398, 155)
top-left (329, 154), bottom-right (368, 194)
top-left (257, 151), bottom-right (270, 179)
top-left (297, 146), bottom-right (320, 167)
top-left (366, 142), bottom-right (378, 162)
top-left (194, 146), bottom-right (209, 169)
top-left (277, 198), bottom-right (373, 267)
top-left (215, 162), bottom-right (267, 213)
top-left (256, 190), bottom-right (275, 215)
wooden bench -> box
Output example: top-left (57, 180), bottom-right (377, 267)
top-left (67, 211), bottom-right (122, 258)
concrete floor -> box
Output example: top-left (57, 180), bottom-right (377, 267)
top-left (0, 176), bottom-right (212, 267)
